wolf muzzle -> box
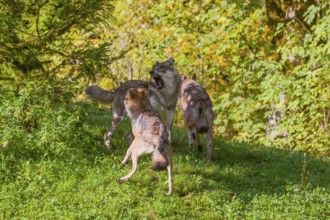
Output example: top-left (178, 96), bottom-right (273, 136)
top-left (150, 71), bottom-right (164, 89)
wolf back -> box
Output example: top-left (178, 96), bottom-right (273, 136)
top-left (181, 83), bottom-right (213, 132)
top-left (179, 74), bottom-right (213, 161)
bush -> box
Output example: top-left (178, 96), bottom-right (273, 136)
top-left (213, 5), bottom-right (330, 156)
top-left (0, 81), bottom-right (92, 178)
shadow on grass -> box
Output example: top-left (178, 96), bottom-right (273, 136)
top-left (172, 127), bottom-right (330, 199)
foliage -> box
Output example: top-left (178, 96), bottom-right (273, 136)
top-left (213, 1), bottom-right (330, 155)
top-left (0, 82), bottom-right (90, 162)
top-left (0, 0), bottom-right (119, 94)
top-left (0, 0), bottom-right (118, 156)
top-left (1, 0), bottom-right (328, 155)
top-left (99, 0), bottom-right (329, 155)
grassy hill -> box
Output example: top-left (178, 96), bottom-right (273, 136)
top-left (1, 107), bottom-right (329, 219)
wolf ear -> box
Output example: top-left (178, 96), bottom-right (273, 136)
top-left (192, 73), bottom-right (197, 81)
top-left (137, 88), bottom-right (148, 97)
top-left (168, 58), bottom-right (175, 66)
top-left (180, 74), bottom-right (186, 81)
top-left (127, 88), bottom-right (138, 97)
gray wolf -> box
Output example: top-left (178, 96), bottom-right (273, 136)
top-left (120, 87), bottom-right (173, 195)
top-left (85, 58), bottom-right (181, 151)
top-left (179, 74), bottom-right (213, 161)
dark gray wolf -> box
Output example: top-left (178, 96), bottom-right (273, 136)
top-left (85, 58), bottom-right (181, 151)
top-left (120, 87), bottom-right (173, 195)
top-left (179, 74), bottom-right (213, 161)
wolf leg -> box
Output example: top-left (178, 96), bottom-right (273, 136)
top-left (104, 114), bottom-right (124, 151)
top-left (120, 139), bottom-right (148, 182)
top-left (188, 129), bottom-right (194, 149)
top-left (206, 128), bottom-right (213, 162)
top-left (125, 129), bottom-right (133, 145)
top-left (195, 132), bottom-right (202, 152)
top-left (162, 109), bottom-right (175, 143)
top-left (121, 146), bottom-right (133, 166)
top-left (166, 145), bottom-right (173, 195)
top-left (191, 129), bottom-right (201, 152)
top-left (119, 152), bottom-right (139, 183)
top-left (167, 164), bottom-right (173, 195)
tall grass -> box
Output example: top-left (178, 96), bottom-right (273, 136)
top-left (1, 107), bottom-right (329, 219)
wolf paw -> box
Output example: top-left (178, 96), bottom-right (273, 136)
top-left (121, 161), bottom-right (129, 166)
top-left (104, 140), bottom-right (110, 147)
top-left (119, 178), bottom-right (126, 183)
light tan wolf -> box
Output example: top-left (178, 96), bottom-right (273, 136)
top-left (179, 74), bottom-right (213, 161)
top-left (85, 58), bottom-right (181, 151)
top-left (120, 87), bottom-right (173, 195)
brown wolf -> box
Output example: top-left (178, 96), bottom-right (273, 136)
top-left (179, 74), bottom-right (213, 161)
top-left (120, 87), bottom-right (173, 195)
top-left (85, 58), bottom-right (181, 151)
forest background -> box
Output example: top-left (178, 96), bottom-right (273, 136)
top-left (1, 0), bottom-right (328, 155)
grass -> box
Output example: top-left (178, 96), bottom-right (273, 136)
top-left (1, 107), bottom-right (329, 219)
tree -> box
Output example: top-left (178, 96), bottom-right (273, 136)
top-left (0, 0), bottom-right (120, 146)
top-left (0, 0), bottom-right (119, 95)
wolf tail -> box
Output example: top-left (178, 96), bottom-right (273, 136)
top-left (85, 85), bottom-right (114, 104)
top-left (152, 144), bottom-right (169, 171)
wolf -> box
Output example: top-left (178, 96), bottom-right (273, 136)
top-left (179, 74), bottom-right (213, 161)
top-left (85, 58), bottom-right (181, 151)
top-left (120, 87), bottom-right (173, 195)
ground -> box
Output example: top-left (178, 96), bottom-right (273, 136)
top-left (0, 108), bottom-right (329, 219)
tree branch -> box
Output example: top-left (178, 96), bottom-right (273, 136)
top-left (0, 77), bottom-right (15, 81)
top-left (310, 63), bottom-right (324, 71)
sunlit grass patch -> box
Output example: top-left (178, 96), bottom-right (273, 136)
top-left (1, 108), bottom-right (329, 219)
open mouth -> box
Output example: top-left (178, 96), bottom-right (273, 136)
top-left (153, 74), bottom-right (164, 89)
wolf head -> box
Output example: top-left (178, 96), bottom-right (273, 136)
top-left (182, 73), bottom-right (196, 81)
top-left (180, 73), bottom-right (198, 88)
top-left (124, 87), bottom-right (150, 118)
top-left (149, 58), bottom-right (180, 90)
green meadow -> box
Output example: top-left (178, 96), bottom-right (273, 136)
top-left (1, 108), bottom-right (329, 219)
